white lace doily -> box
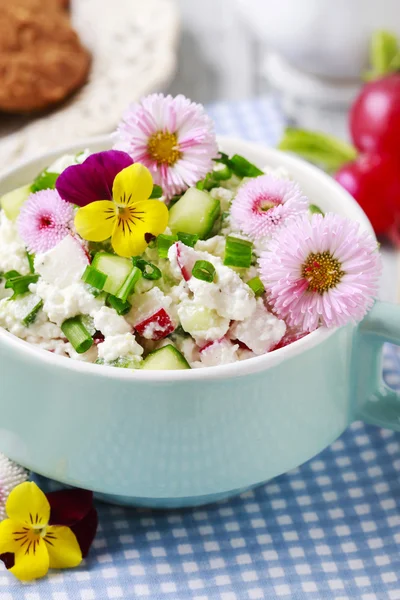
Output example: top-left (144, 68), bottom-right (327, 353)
top-left (0, 0), bottom-right (180, 170)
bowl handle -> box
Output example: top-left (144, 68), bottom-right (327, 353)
top-left (353, 301), bottom-right (400, 431)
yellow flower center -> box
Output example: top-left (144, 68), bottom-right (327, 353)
top-left (260, 201), bottom-right (275, 212)
top-left (147, 131), bottom-right (182, 165)
top-left (12, 524), bottom-right (52, 555)
top-left (302, 251), bottom-right (344, 294)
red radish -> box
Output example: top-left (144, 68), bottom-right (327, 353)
top-left (270, 331), bottom-right (308, 352)
top-left (334, 153), bottom-right (400, 235)
top-left (175, 242), bottom-right (192, 281)
top-left (92, 331), bottom-right (105, 345)
top-left (350, 74), bottom-right (400, 155)
top-left (199, 338), bottom-right (225, 353)
top-left (134, 308), bottom-right (175, 340)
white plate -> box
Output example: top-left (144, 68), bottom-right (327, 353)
top-left (0, 0), bottom-right (180, 171)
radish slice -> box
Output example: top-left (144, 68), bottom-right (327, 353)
top-left (134, 308), bottom-right (175, 340)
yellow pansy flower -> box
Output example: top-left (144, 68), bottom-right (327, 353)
top-left (0, 482), bottom-right (82, 581)
top-left (74, 163), bottom-right (169, 257)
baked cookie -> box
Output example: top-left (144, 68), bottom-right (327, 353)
top-left (0, 5), bottom-right (90, 113)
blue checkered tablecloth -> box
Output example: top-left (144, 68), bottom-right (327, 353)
top-left (2, 97), bottom-right (400, 600)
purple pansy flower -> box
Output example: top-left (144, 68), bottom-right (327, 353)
top-left (56, 150), bottom-right (134, 207)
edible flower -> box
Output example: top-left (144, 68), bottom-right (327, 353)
top-left (56, 150), bottom-right (134, 207)
top-left (73, 161), bottom-right (169, 257)
top-left (259, 213), bottom-right (381, 332)
top-left (0, 482), bottom-right (97, 582)
top-left (0, 455), bottom-right (28, 522)
top-left (18, 189), bottom-right (74, 254)
top-left (230, 174), bottom-right (309, 239)
top-left (115, 93), bottom-right (218, 199)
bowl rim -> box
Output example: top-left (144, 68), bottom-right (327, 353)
top-left (0, 135), bottom-right (373, 382)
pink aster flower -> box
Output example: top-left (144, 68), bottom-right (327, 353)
top-left (230, 174), bottom-right (309, 238)
top-left (18, 189), bottom-right (74, 254)
top-left (115, 93), bottom-right (218, 199)
top-left (259, 213), bottom-right (381, 332)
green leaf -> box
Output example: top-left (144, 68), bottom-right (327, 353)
top-left (309, 204), bottom-right (324, 215)
top-left (370, 30), bottom-right (398, 76)
top-left (149, 185), bottom-right (163, 199)
top-left (278, 128), bottom-right (357, 173)
top-left (31, 170), bottom-right (59, 193)
top-left (214, 152), bottom-right (263, 178)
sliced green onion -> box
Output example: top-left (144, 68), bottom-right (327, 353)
top-left (177, 232), bottom-right (199, 248)
top-left (309, 204), bottom-right (324, 215)
top-left (132, 258), bottom-right (162, 280)
top-left (230, 154), bottom-right (263, 178)
top-left (22, 298), bottom-right (43, 326)
top-left (212, 163), bottom-right (232, 180)
top-left (31, 170), bottom-right (59, 193)
top-left (157, 233), bottom-right (178, 258)
top-left (192, 260), bottom-right (216, 283)
top-left (26, 251), bottom-right (35, 274)
top-left (61, 316), bottom-right (93, 354)
top-left (115, 267), bottom-right (141, 303)
top-left (247, 276), bottom-right (265, 297)
top-left (82, 265), bottom-right (108, 290)
top-left (149, 184), bottom-right (163, 199)
top-left (224, 236), bottom-right (253, 268)
top-left (5, 274), bottom-right (39, 299)
top-left (106, 294), bottom-right (132, 315)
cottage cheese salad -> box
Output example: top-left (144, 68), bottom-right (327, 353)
top-left (0, 94), bottom-right (381, 371)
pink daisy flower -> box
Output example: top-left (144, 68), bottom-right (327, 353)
top-left (18, 189), bottom-right (74, 254)
top-left (230, 174), bottom-right (309, 238)
top-left (259, 213), bottom-right (381, 332)
top-left (115, 93), bottom-right (218, 199)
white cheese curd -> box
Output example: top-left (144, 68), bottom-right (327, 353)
top-left (34, 235), bottom-right (89, 288)
top-left (0, 213), bottom-right (30, 275)
top-left (97, 333), bottom-right (143, 364)
top-left (195, 235), bottom-right (225, 259)
top-left (65, 343), bottom-right (99, 363)
top-left (210, 186), bottom-right (233, 211)
top-left (32, 280), bottom-right (104, 327)
top-left (193, 338), bottom-right (239, 368)
top-left (92, 306), bottom-right (131, 337)
top-left (31, 338), bottom-right (70, 356)
top-left (0, 281), bottom-right (12, 300)
top-left (229, 298), bottom-right (286, 355)
top-left (168, 242), bottom-right (256, 321)
top-left (177, 299), bottom-right (230, 342)
top-left (172, 335), bottom-right (200, 364)
top-left (0, 295), bottom-right (62, 340)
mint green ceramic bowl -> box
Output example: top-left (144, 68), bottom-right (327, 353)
top-left (0, 136), bottom-right (399, 508)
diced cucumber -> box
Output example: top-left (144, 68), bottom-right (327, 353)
top-left (142, 344), bottom-right (191, 370)
top-left (178, 303), bottom-right (226, 337)
top-left (91, 252), bottom-right (132, 296)
top-left (0, 184), bottom-right (32, 221)
top-left (168, 188), bottom-right (220, 239)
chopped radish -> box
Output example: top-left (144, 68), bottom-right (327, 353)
top-left (175, 242), bottom-right (193, 281)
top-left (270, 331), bottom-right (308, 352)
top-left (199, 337), bottom-right (225, 353)
top-left (134, 308), bottom-right (175, 340)
top-left (229, 298), bottom-right (286, 355)
top-left (198, 337), bottom-right (239, 367)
